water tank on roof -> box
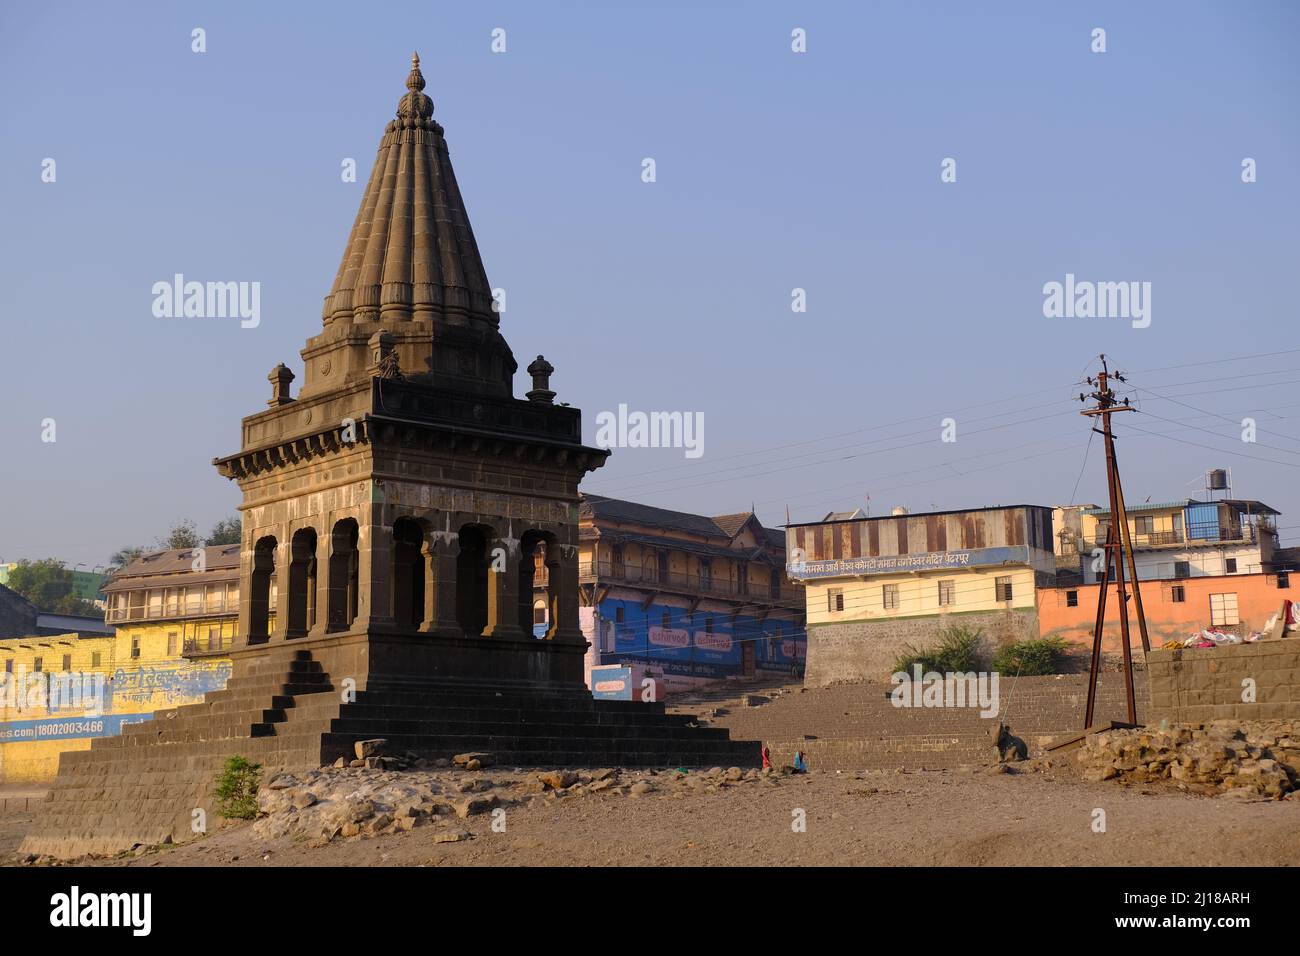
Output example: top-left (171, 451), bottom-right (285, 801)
top-left (1207, 469), bottom-right (1229, 491)
top-left (891, 506), bottom-right (909, 516)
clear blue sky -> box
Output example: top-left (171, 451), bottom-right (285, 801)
top-left (2, 1), bottom-right (1298, 568)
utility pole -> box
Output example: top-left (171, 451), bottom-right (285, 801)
top-left (1079, 355), bottom-right (1149, 727)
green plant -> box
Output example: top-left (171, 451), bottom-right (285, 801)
top-left (214, 755), bottom-right (262, 820)
top-left (893, 624), bottom-right (984, 675)
top-left (991, 636), bottom-right (1069, 677)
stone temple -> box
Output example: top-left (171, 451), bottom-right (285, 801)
top-left (22, 55), bottom-right (754, 858)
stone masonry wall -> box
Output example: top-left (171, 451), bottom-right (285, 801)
top-left (804, 607), bottom-right (1040, 686)
top-left (1147, 639), bottom-right (1300, 724)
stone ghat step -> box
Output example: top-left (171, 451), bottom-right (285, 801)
top-left (108, 700), bottom-right (700, 743)
top-left (57, 728), bottom-right (332, 763)
top-left (764, 736), bottom-right (996, 772)
top-left (338, 688), bottom-right (665, 712)
top-left (288, 698), bottom-right (693, 727)
top-left (324, 717), bottom-right (734, 741)
top-left (317, 732), bottom-right (757, 763)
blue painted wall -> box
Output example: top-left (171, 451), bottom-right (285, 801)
top-left (596, 598), bottom-right (805, 680)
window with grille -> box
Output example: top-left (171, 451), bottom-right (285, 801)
top-left (1279, 572), bottom-right (1291, 589)
top-left (1066, 590), bottom-right (1078, 607)
top-left (937, 580), bottom-right (955, 607)
top-left (827, 589), bottom-right (844, 613)
top-left (1225, 558), bottom-right (1238, 574)
top-left (1171, 586), bottom-right (1186, 603)
top-left (1174, 561), bottom-right (1190, 579)
top-left (1210, 592), bottom-right (1239, 626)
top-left (995, 576), bottom-right (1013, 602)
top-left (882, 584), bottom-right (899, 610)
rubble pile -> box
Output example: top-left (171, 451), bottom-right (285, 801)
top-left (1075, 720), bottom-right (1300, 799)
top-left (252, 743), bottom-right (775, 847)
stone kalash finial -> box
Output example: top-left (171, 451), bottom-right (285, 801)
top-left (397, 51), bottom-right (434, 120)
top-left (526, 355), bottom-right (556, 404)
top-left (268, 363), bottom-right (295, 405)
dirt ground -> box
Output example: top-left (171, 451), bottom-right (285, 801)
top-left (8, 763), bottom-right (1299, 867)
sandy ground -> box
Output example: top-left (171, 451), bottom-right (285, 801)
top-left (8, 763), bottom-right (1298, 867)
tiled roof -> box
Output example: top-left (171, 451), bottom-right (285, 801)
top-left (711, 512), bottom-right (755, 538)
top-left (103, 545), bottom-right (240, 592)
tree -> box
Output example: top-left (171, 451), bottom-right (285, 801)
top-left (157, 518), bottom-right (201, 550)
top-left (5, 559), bottom-right (75, 611)
top-left (51, 594), bottom-right (101, 617)
top-left (205, 515), bottom-right (241, 546)
top-left (109, 545), bottom-right (145, 569)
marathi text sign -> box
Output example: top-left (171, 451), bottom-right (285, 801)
top-left (789, 546), bottom-right (1030, 579)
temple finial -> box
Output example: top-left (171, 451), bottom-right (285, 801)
top-left (406, 51), bottom-right (426, 93)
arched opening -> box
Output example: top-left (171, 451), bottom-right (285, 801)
top-left (517, 532), bottom-right (547, 636)
top-left (391, 517), bottom-right (425, 629)
top-left (249, 536), bottom-right (277, 644)
top-left (456, 524), bottom-right (490, 637)
top-left (287, 528), bottom-right (318, 638)
top-left (328, 519), bottom-right (359, 631)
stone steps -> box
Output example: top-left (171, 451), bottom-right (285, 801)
top-left (21, 648), bottom-right (757, 858)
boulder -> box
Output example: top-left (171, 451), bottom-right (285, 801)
top-left (536, 770), bottom-right (578, 790)
top-left (453, 752), bottom-right (492, 769)
top-left (355, 739), bottom-right (388, 759)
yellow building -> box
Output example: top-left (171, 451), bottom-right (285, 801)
top-left (0, 545), bottom-right (253, 784)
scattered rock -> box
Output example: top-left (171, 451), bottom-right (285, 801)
top-left (629, 781), bottom-right (655, 797)
top-left (536, 770), bottom-right (578, 790)
top-left (355, 739), bottom-right (388, 759)
top-left (454, 794), bottom-right (499, 819)
top-left (454, 752), bottom-right (492, 769)
top-left (432, 827), bottom-right (471, 844)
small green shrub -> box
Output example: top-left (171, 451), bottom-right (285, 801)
top-left (214, 755), bottom-right (262, 820)
top-left (991, 636), bottom-right (1069, 677)
top-left (893, 624), bottom-right (983, 675)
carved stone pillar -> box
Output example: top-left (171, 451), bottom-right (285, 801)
top-left (421, 536), bottom-right (460, 635)
top-left (309, 534), bottom-right (332, 638)
top-left (271, 539), bottom-right (292, 642)
top-left (355, 518), bottom-right (394, 629)
top-left (550, 545), bottom-right (584, 644)
top-left (483, 539), bottom-right (527, 639)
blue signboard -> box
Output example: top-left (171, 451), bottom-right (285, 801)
top-left (590, 666), bottom-right (633, 700)
top-left (789, 545), bottom-right (1031, 580)
top-left (0, 712), bottom-right (154, 743)
top-left (598, 599), bottom-right (804, 680)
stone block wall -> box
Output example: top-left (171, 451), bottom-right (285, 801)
top-left (1147, 639), bottom-right (1300, 724)
top-left (803, 607), bottom-right (1040, 686)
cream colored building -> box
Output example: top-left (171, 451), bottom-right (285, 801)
top-left (787, 505), bottom-right (1057, 684)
